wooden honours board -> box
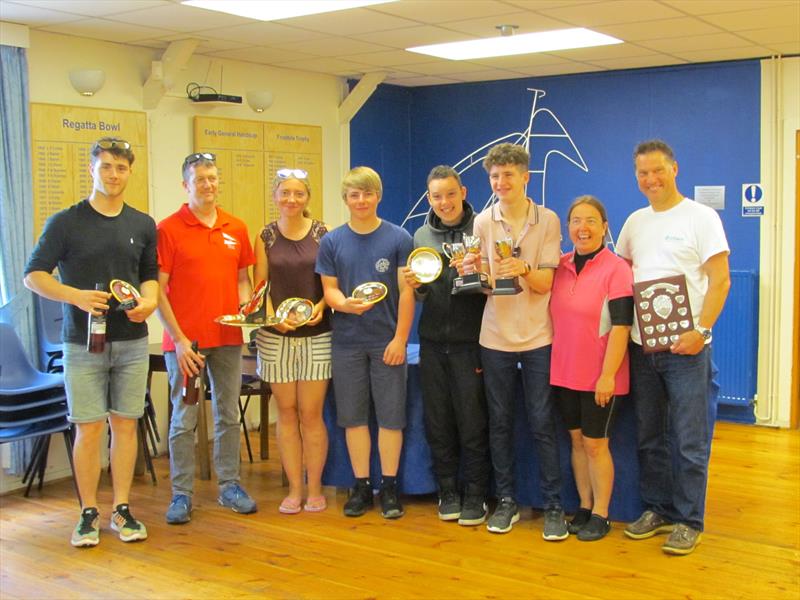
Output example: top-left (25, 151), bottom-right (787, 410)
top-left (31, 103), bottom-right (148, 238)
top-left (194, 117), bottom-right (322, 239)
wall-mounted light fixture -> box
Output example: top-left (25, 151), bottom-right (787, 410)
top-left (246, 90), bottom-right (273, 113)
top-left (69, 69), bottom-right (106, 96)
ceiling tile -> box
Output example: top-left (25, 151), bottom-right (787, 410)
top-left (0, 1), bottom-right (82, 26)
top-left (353, 24), bottom-right (479, 48)
top-left (441, 11), bottom-right (576, 36)
top-left (194, 21), bottom-right (328, 45)
top-left (368, 0), bottom-right (519, 24)
top-left (470, 52), bottom-right (572, 68)
top-left (538, 0), bottom-right (683, 27)
top-left (640, 32), bottom-right (754, 53)
top-left (386, 75), bottom-right (461, 87)
top-left (661, 0), bottom-right (797, 16)
top-left (763, 41), bottom-right (800, 55)
top-left (274, 7), bottom-right (418, 36)
top-left (596, 17), bottom-right (723, 42)
top-left (586, 54), bottom-right (689, 70)
top-left (155, 34), bottom-right (253, 54)
top-left (7, 0), bottom-right (169, 18)
top-left (338, 49), bottom-right (442, 67)
top-left (396, 60), bottom-right (496, 75)
top-left (275, 36), bottom-right (392, 58)
top-left (39, 17), bottom-right (174, 42)
top-left (447, 69), bottom-right (529, 82)
top-left (271, 56), bottom-right (375, 75)
top-left (515, 62), bottom-right (605, 77)
top-left (548, 42), bottom-right (659, 61)
top-left (700, 5), bottom-right (800, 32)
top-left (207, 46), bottom-right (317, 65)
top-left (106, 3), bottom-right (253, 32)
top-left (671, 45), bottom-right (775, 62)
top-left (737, 26), bottom-right (800, 46)
top-left (504, 1), bottom-right (602, 9)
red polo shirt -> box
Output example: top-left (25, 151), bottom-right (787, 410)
top-left (549, 247), bottom-right (632, 394)
top-left (157, 203), bottom-right (255, 351)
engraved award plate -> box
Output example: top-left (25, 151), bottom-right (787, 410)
top-left (109, 279), bottom-right (140, 311)
top-left (408, 247), bottom-right (443, 284)
top-left (633, 274), bottom-right (694, 354)
top-left (352, 282), bottom-right (388, 304)
top-left (275, 297), bottom-right (314, 327)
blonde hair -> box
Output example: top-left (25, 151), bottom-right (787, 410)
top-left (341, 166), bottom-right (382, 200)
top-left (272, 176), bottom-right (312, 218)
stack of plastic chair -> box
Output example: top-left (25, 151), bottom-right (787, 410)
top-left (34, 295), bottom-right (64, 373)
top-left (0, 323), bottom-right (79, 503)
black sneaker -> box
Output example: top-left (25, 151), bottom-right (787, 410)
top-left (458, 495), bottom-right (488, 526)
top-left (438, 490), bottom-right (461, 521)
top-left (343, 482), bottom-right (373, 517)
top-left (577, 514), bottom-right (611, 541)
top-left (567, 508), bottom-right (592, 534)
top-left (486, 496), bottom-right (519, 533)
top-left (379, 482), bottom-right (404, 519)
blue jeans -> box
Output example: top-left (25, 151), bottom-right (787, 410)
top-left (166, 345), bottom-right (242, 496)
top-left (481, 345), bottom-right (562, 507)
top-left (629, 343), bottom-right (713, 531)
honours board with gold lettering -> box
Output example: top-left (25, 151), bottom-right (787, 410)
top-left (31, 103), bottom-right (149, 238)
top-left (194, 117), bottom-right (322, 239)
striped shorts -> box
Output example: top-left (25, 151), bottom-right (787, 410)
top-left (256, 330), bottom-right (332, 383)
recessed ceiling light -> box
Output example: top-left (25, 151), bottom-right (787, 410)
top-left (182, 0), bottom-right (396, 21)
top-left (407, 28), bottom-right (623, 61)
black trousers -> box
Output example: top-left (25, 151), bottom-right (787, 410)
top-left (419, 341), bottom-right (491, 495)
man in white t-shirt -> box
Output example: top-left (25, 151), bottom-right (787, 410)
top-left (616, 139), bottom-right (730, 556)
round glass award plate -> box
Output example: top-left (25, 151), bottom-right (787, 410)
top-left (109, 279), bottom-right (141, 311)
top-left (275, 297), bottom-right (314, 327)
top-left (408, 247), bottom-right (443, 283)
top-left (352, 282), bottom-right (388, 304)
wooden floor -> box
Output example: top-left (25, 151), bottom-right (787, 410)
top-left (1, 422), bottom-right (798, 600)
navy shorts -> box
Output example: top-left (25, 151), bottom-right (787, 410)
top-left (331, 344), bottom-right (407, 429)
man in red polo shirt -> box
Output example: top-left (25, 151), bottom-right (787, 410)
top-left (156, 152), bottom-right (256, 524)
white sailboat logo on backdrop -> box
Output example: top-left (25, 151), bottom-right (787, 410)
top-left (402, 88), bottom-right (589, 229)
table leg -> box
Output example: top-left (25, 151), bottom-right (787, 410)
top-left (259, 382), bottom-right (270, 460)
top-left (196, 373), bottom-right (211, 480)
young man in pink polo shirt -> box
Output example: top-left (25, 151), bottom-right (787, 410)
top-left (464, 143), bottom-right (567, 540)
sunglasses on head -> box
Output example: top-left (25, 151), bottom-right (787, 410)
top-left (276, 168), bottom-right (308, 180)
top-left (95, 139), bottom-right (131, 150)
top-left (184, 152), bottom-right (216, 166)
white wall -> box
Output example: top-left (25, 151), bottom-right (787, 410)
top-left (758, 56), bottom-right (799, 427)
top-left (1, 29), bottom-right (350, 493)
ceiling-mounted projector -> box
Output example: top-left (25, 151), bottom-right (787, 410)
top-left (190, 93), bottom-right (242, 104)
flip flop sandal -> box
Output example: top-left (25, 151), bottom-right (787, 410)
top-left (279, 496), bottom-right (302, 514)
top-left (304, 496), bottom-right (328, 512)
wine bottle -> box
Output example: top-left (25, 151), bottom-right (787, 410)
top-left (87, 283), bottom-right (107, 354)
top-left (182, 341), bottom-right (201, 405)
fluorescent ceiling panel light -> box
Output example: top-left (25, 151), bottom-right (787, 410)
top-left (407, 28), bottom-right (623, 61)
top-left (183, 0), bottom-right (396, 21)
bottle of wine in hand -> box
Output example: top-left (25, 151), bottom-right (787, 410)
top-left (182, 341), bottom-right (201, 405)
top-left (87, 283), bottom-right (107, 354)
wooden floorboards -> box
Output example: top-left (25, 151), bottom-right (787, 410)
top-left (1, 421), bottom-right (798, 599)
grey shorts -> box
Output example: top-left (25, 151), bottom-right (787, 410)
top-left (63, 337), bottom-right (148, 423)
top-left (331, 344), bottom-right (407, 430)
top-left (256, 330), bottom-right (332, 383)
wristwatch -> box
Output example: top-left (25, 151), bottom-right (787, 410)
top-left (695, 326), bottom-right (712, 340)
